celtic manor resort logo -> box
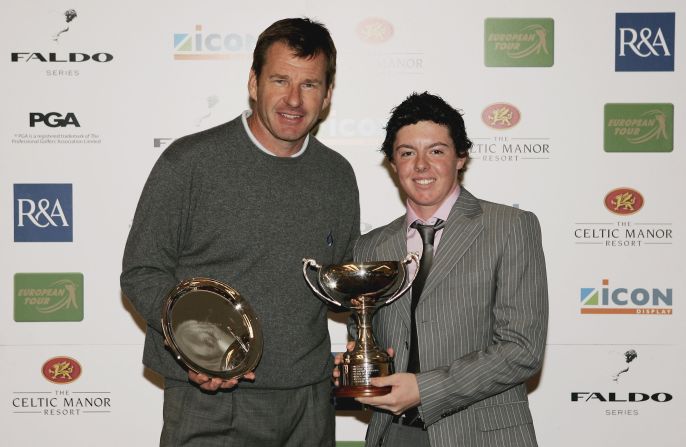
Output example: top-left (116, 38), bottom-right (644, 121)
top-left (14, 273), bottom-right (83, 322)
top-left (580, 279), bottom-right (672, 315)
top-left (356, 18), bottom-right (394, 43)
top-left (42, 357), bottom-right (82, 384)
top-left (604, 103), bottom-right (673, 152)
top-left (482, 103), bottom-right (521, 129)
top-left (485, 18), bottom-right (554, 67)
top-left (604, 188), bottom-right (644, 216)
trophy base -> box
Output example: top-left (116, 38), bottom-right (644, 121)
top-left (334, 385), bottom-right (391, 398)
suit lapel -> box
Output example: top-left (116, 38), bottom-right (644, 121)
top-left (373, 216), bottom-right (412, 329)
top-left (419, 188), bottom-right (484, 303)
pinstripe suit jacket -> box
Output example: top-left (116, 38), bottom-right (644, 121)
top-left (354, 188), bottom-right (548, 447)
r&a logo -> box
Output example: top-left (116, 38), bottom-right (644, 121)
top-left (29, 112), bottom-right (80, 128)
top-left (14, 184), bottom-right (73, 242)
top-left (615, 12), bottom-right (675, 71)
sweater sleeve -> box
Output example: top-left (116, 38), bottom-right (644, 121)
top-left (120, 153), bottom-right (190, 334)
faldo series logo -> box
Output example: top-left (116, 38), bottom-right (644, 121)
top-left (579, 279), bottom-right (672, 315)
top-left (616, 12), bottom-right (675, 72)
top-left (14, 183), bottom-right (73, 242)
top-left (11, 357), bottom-right (113, 416)
top-left (470, 103), bottom-right (551, 162)
top-left (573, 187), bottom-right (672, 247)
top-left (354, 17), bottom-right (424, 75)
top-left (10, 9), bottom-right (114, 77)
top-left (571, 349), bottom-right (673, 417)
top-left (604, 103), bottom-right (673, 152)
top-left (484, 18), bottom-right (554, 67)
top-left (174, 25), bottom-right (255, 60)
top-left (14, 273), bottom-right (84, 322)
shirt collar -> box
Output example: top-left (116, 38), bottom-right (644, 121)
top-left (406, 185), bottom-right (460, 233)
top-left (241, 110), bottom-right (309, 158)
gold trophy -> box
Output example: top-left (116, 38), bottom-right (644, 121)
top-left (303, 253), bottom-right (419, 397)
top-left (161, 278), bottom-right (263, 379)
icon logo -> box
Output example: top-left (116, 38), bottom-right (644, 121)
top-left (356, 18), bottom-right (394, 44)
top-left (604, 103), bottom-right (673, 152)
top-left (485, 18), bottom-right (554, 67)
top-left (481, 103), bottom-right (521, 129)
top-left (42, 357), bottom-right (82, 384)
top-left (14, 184), bottom-right (73, 242)
top-left (615, 12), bottom-right (675, 71)
top-left (604, 188), bottom-right (644, 215)
top-left (14, 273), bottom-right (84, 322)
top-left (580, 279), bottom-right (672, 315)
top-left (173, 25), bottom-right (255, 60)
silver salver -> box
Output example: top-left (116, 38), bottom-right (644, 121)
top-left (161, 277), bottom-right (263, 380)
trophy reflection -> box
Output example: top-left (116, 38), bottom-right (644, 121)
top-left (303, 253), bottom-right (418, 397)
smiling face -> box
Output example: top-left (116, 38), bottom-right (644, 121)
top-left (391, 121), bottom-right (466, 220)
top-left (247, 41), bottom-right (332, 156)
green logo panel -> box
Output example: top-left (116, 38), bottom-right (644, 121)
top-left (14, 273), bottom-right (84, 322)
top-left (604, 103), bottom-right (674, 152)
top-left (485, 18), bottom-right (554, 67)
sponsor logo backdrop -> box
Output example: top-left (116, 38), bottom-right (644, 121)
top-left (1, 1), bottom-right (683, 445)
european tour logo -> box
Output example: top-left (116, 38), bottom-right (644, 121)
top-left (484, 18), bottom-right (554, 67)
top-left (14, 273), bottom-right (84, 322)
top-left (604, 103), bottom-right (673, 152)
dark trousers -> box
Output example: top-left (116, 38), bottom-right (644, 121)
top-left (161, 379), bottom-right (334, 447)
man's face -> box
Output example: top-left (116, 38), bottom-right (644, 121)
top-left (391, 121), bottom-right (466, 220)
top-left (248, 41), bottom-right (332, 155)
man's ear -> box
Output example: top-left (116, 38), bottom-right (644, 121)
top-left (248, 69), bottom-right (258, 102)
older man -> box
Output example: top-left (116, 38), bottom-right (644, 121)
top-left (122, 18), bottom-right (359, 446)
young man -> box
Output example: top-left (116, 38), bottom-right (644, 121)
top-left (346, 92), bottom-right (547, 446)
top-left (121, 18), bottom-right (360, 446)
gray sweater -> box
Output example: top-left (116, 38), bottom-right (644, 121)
top-left (121, 116), bottom-right (360, 388)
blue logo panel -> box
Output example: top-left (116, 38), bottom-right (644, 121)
top-left (615, 12), bottom-right (675, 72)
top-left (14, 184), bottom-right (73, 242)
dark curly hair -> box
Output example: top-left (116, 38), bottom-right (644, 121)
top-left (251, 18), bottom-right (337, 88)
top-left (381, 92), bottom-right (472, 161)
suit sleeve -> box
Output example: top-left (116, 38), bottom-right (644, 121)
top-left (416, 211), bottom-right (548, 426)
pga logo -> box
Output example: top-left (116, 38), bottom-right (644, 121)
top-left (616, 12), bottom-right (675, 71)
top-left (14, 184), bottom-right (73, 242)
top-left (29, 112), bottom-right (80, 128)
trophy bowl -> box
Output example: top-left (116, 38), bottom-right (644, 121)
top-left (161, 277), bottom-right (263, 380)
top-left (303, 253), bottom-right (419, 398)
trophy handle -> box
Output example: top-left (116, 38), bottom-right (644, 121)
top-left (302, 258), bottom-right (343, 307)
top-left (383, 252), bottom-right (421, 305)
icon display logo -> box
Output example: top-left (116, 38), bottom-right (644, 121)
top-left (616, 12), bottom-right (675, 71)
top-left (580, 279), bottom-right (672, 315)
top-left (14, 184), bottom-right (73, 242)
top-left (481, 103), bottom-right (521, 129)
top-left (485, 18), bottom-right (554, 67)
top-left (173, 25), bottom-right (255, 60)
top-left (604, 103), bottom-right (673, 152)
top-left (604, 188), bottom-right (644, 215)
top-left (14, 273), bottom-right (84, 322)
top-left (42, 357), bottom-right (82, 384)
